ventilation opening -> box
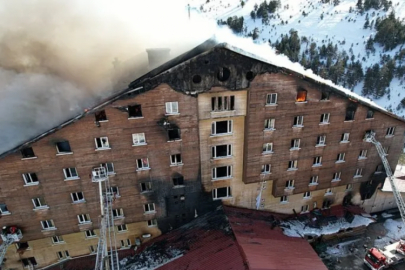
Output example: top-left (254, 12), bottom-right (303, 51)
top-left (246, 71), bottom-right (255, 81)
top-left (192, 75), bottom-right (202, 84)
top-left (217, 67), bottom-right (230, 81)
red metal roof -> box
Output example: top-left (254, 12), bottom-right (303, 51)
top-left (224, 206), bottom-right (328, 270)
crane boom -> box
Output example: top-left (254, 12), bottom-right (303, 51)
top-left (365, 133), bottom-right (405, 226)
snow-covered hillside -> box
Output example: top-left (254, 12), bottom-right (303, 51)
top-left (190, 0), bottom-right (405, 117)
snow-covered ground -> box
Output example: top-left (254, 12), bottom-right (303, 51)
top-left (374, 218), bottom-right (405, 248)
top-left (281, 215), bottom-right (375, 238)
top-left (190, 0), bottom-right (405, 117)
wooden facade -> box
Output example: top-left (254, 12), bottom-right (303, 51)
top-left (0, 44), bottom-right (404, 269)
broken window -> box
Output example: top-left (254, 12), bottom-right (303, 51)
top-left (287, 160), bottom-right (298, 170)
top-left (336, 153), bottom-right (345, 162)
top-left (261, 164), bottom-right (271, 174)
top-left (341, 133), bottom-right (350, 142)
top-left (136, 158), bottom-right (150, 170)
top-left (22, 173), bottom-right (39, 185)
top-left (71, 192), bottom-right (85, 203)
top-left (321, 92), bottom-right (330, 101)
top-left (143, 203), bottom-right (155, 213)
top-left (170, 154), bottom-right (182, 165)
top-left (291, 139), bottom-right (300, 149)
top-left (168, 128), bottom-right (181, 141)
top-left (112, 208), bottom-right (124, 218)
top-left (100, 163), bottom-right (114, 175)
top-left (212, 187), bottom-right (231, 199)
top-left (22, 257), bottom-right (37, 267)
top-left (77, 214), bottom-right (91, 224)
top-left (140, 182), bottom-right (152, 192)
top-left (211, 96), bottom-right (235, 111)
top-left (285, 180), bottom-right (294, 189)
top-left (366, 109), bottom-right (374, 119)
top-left (316, 135), bottom-right (326, 146)
top-left (172, 173), bottom-right (184, 186)
top-left (56, 141), bottom-right (72, 154)
top-left (212, 145), bottom-right (232, 158)
top-left (16, 242), bottom-right (29, 250)
top-left (313, 156), bottom-right (322, 166)
top-left (85, 230), bottom-right (96, 238)
top-left (296, 89), bottom-right (307, 102)
top-left (309, 176), bottom-right (318, 185)
top-left (0, 203), bottom-right (10, 214)
top-left (386, 127), bottom-right (395, 136)
top-left (264, 118), bottom-right (276, 130)
top-left (21, 147), bottom-right (35, 159)
top-left (128, 105), bottom-right (143, 118)
top-left (165, 102), bottom-right (179, 114)
top-left (345, 103), bottom-right (357, 121)
top-left (63, 168), bottom-right (78, 180)
top-left (95, 137), bottom-right (110, 149)
top-left (212, 166), bottom-right (232, 179)
top-left (41, 219), bottom-right (55, 230)
top-left (95, 110), bottom-right (107, 122)
top-left (262, 143), bottom-right (273, 153)
top-left (293, 116), bottom-right (304, 127)
top-left (320, 113), bottom-right (330, 124)
top-left (280, 195), bottom-right (288, 203)
top-left (211, 120), bottom-right (232, 135)
top-left (266, 93), bottom-right (278, 105)
top-left (132, 133), bottom-right (146, 145)
top-left (32, 197), bottom-right (47, 209)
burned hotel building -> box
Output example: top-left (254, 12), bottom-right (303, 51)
top-left (0, 40), bottom-right (404, 269)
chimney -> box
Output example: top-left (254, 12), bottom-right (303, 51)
top-left (146, 48), bottom-right (171, 70)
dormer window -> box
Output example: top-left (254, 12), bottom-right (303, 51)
top-left (296, 89), bottom-right (307, 102)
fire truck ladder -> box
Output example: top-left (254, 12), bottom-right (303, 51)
top-left (93, 167), bottom-right (120, 270)
top-left (365, 133), bottom-right (405, 226)
top-left (0, 228), bottom-right (23, 266)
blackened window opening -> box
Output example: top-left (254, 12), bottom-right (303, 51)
top-left (216, 145), bottom-right (228, 157)
top-left (56, 141), bottom-right (71, 153)
top-left (217, 187), bottom-right (230, 198)
top-left (17, 242), bottom-right (29, 250)
top-left (345, 103), bottom-right (357, 121)
top-left (216, 121), bottom-right (228, 134)
top-left (366, 110), bottom-right (374, 119)
top-left (216, 166), bottom-right (228, 178)
top-left (173, 175), bottom-right (184, 186)
top-left (128, 105), bottom-right (143, 118)
top-left (95, 110), bottom-right (107, 121)
top-left (321, 92), bottom-right (330, 100)
top-left (21, 147), bottom-right (35, 158)
top-left (296, 89), bottom-right (307, 102)
top-left (168, 129), bottom-right (181, 141)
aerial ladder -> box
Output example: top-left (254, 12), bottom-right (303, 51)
top-left (92, 167), bottom-right (119, 270)
top-left (0, 226), bottom-right (23, 267)
top-left (364, 132), bottom-right (405, 270)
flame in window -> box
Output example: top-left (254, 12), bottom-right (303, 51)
top-left (296, 90), bottom-right (307, 102)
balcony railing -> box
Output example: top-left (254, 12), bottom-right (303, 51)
top-left (92, 167), bottom-right (108, 182)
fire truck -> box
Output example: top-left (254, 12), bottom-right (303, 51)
top-left (363, 133), bottom-right (405, 270)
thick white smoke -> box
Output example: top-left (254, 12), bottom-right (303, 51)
top-left (0, 0), bottom-right (216, 154)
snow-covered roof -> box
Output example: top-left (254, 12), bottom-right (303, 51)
top-left (381, 165), bottom-right (405, 193)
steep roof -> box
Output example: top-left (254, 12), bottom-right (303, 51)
top-left (1, 38), bottom-right (404, 159)
top-left (120, 206), bottom-right (327, 270)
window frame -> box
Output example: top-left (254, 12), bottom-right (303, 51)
top-left (143, 203), bottom-right (156, 214)
top-left (56, 141), bottom-right (72, 154)
top-left (85, 230), bottom-right (96, 238)
top-left (165, 102), bottom-right (179, 115)
top-left (57, 250), bottom-right (70, 260)
top-left (266, 93), bottom-right (278, 105)
top-left (95, 137), bottom-right (110, 150)
top-left (63, 167), bottom-right (79, 180)
top-left (21, 147), bottom-right (36, 159)
top-left (366, 110), bottom-right (374, 119)
top-left (261, 164), bottom-right (271, 174)
top-left (320, 113), bottom-right (330, 124)
top-left (341, 133), bottom-right (350, 143)
top-left (120, 239), bottom-right (131, 249)
top-left (136, 158), bottom-right (150, 171)
top-left (211, 120), bottom-right (233, 135)
top-left (325, 188), bottom-right (333, 195)
top-left (287, 160), bottom-right (298, 171)
top-left (359, 149), bottom-right (368, 159)
top-left (313, 156), bottom-right (322, 167)
top-left (303, 191), bottom-right (312, 199)
top-left (140, 182), bottom-right (153, 193)
top-left (77, 214), bottom-right (91, 224)
top-left (285, 180), bottom-right (295, 189)
top-left (0, 204), bottom-right (10, 215)
top-left (212, 187), bottom-right (232, 200)
top-left (262, 143), bottom-right (273, 154)
top-left (211, 96), bottom-right (235, 111)
top-left (147, 219), bottom-right (158, 227)
top-left (32, 198), bottom-right (48, 210)
top-left (354, 168), bottom-right (363, 178)
top-left (336, 153), bottom-right (346, 163)
top-left (41, 219), bottom-right (56, 230)
top-left (212, 166), bottom-right (232, 180)
top-left (132, 133), bottom-right (146, 146)
top-left (280, 195), bottom-right (288, 203)
top-left (290, 139), bottom-right (301, 150)
top-left (296, 89), bottom-right (307, 102)
top-left (316, 135), bottom-right (326, 146)
top-left (264, 118), bottom-right (276, 130)
top-left (212, 144), bottom-right (233, 158)
top-left (301, 204), bottom-right (309, 213)
top-left (293, 116), bottom-right (304, 127)
top-left (309, 176), bottom-right (319, 186)
top-left (112, 208), bottom-right (124, 219)
top-left (95, 110), bottom-right (108, 122)
top-left (100, 163), bottom-right (115, 175)
top-left (170, 154), bottom-right (183, 165)
top-left (71, 192), bottom-right (85, 203)
top-left (51, 236), bottom-right (64, 244)
top-left (22, 173), bottom-right (39, 186)
top-left (117, 224), bottom-right (128, 232)
top-left (386, 127), bottom-right (395, 136)
top-left (333, 172), bottom-right (342, 181)
top-left (128, 104), bottom-right (143, 118)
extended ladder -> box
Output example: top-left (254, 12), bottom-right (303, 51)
top-left (0, 237), bottom-right (14, 266)
top-left (0, 228), bottom-right (23, 266)
top-left (365, 133), bottom-right (405, 226)
top-left (93, 167), bottom-right (119, 270)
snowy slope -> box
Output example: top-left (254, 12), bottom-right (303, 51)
top-left (191, 0), bottom-right (405, 117)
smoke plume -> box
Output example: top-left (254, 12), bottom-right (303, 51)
top-left (0, 0), bottom-right (216, 154)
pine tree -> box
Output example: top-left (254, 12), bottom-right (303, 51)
top-left (356, 0), bottom-right (363, 10)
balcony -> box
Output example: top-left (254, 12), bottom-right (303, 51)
top-left (92, 167), bottom-right (108, 182)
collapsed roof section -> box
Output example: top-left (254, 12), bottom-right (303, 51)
top-left (1, 38), bottom-right (404, 159)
